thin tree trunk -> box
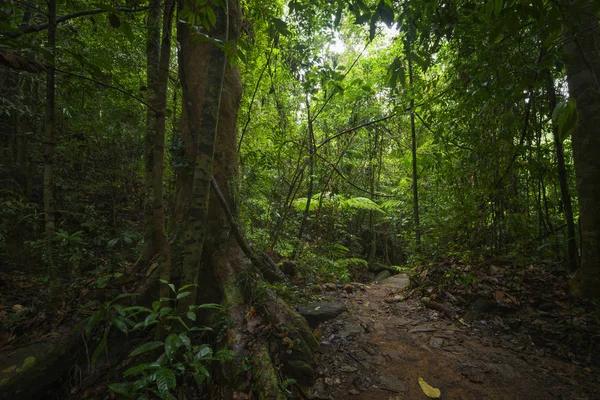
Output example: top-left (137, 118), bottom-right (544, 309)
top-left (545, 69), bottom-right (578, 272)
top-left (297, 94), bottom-right (315, 249)
top-left (562, 1), bottom-right (600, 297)
top-left (137, 0), bottom-right (174, 287)
top-left (407, 39), bottom-right (421, 251)
top-left (44, 0), bottom-right (57, 278)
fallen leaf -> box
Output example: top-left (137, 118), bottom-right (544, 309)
top-left (12, 304), bottom-right (26, 313)
top-left (418, 377), bottom-right (441, 398)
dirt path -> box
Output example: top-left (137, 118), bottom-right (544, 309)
top-left (307, 274), bottom-right (598, 400)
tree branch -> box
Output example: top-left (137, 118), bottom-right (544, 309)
top-left (2, 6), bottom-right (149, 39)
top-left (55, 68), bottom-right (157, 112)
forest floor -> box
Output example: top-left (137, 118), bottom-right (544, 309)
top-left (1, 259), bottom-right (600, 399)
top-left (304, 265), bottom-right (600, 400)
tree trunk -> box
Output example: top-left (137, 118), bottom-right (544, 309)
top-left (563, 1), bottom-right (600, 298)
top-left (173, 2), bottom-right (318, 396)
top-left (545, 69), bottom-right (578, 272)
top-left (297, 94), bottom-right (315, 253)
top-left (407, 38), bottom-right (421, 252)
top-left (137, 0), bottom-right (174, 288)
top-left (44, 0), bottom-right (57, 279)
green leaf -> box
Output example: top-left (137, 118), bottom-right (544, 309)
top-left (165, 333), bottom-right (180, 360)
top-left (86, 308), bottom-right (105, 338)
top-left (108, 382), bottom-right (131, 396)
top-left (193, 369), bottom-right (208, 386)
top-left (124, 363), bottom-right (150, 377)
top-left (144, 312), bottom-right (158, 327)
top-left (206, 7), bottom-right (217, 27)
top-left (155, 368), bottom-right (176, 398)
top-left (91, 331), bottom-right (108, 365)
top-left (178, 332), bottom-right (192, 350)
top-left (110, 317), bottom-right (128, 334)
top-left (176, 291), bottom-right (191, 300)
top-left (552, 98), bottom-right (579, 142)
top-left (159, 307), bottom-right (173, 317)
top-left (196, 303), bottom-right (223, 310)
top-left (129, 341), bottom-right (164, 357)
top-left (109, 293), bottom-right (138, 305)
top-left (334, 1), bottom-right (343, 27)
top-left (187, 311), bottom-right (197, 321)
top-left (194, 345), bottom-right (213, 361)
top-left (178, 284), bottom-right (198, 292)
top-left (377, 0), bottom-right (395, 26)
top-left (273, 18), bottom-right (291, 36)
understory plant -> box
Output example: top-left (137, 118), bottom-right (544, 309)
top-left (83, 281), bottom-right (231, 399)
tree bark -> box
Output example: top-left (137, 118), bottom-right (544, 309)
top-left (173, 0), bottom-right (230, 310)
top-left (136, 0), bottom-right (174, 288)
top-left (173, 2), bottom-right (317, 395)
top-left (563, 1), bottom-right (600, 298)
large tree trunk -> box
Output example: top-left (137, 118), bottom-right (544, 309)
top-left (137, 0), bottom-right (174, 287)
top-left (173, 1), bottom-right (318, 397)
top-left (563, 1), bottom-right (600, 298)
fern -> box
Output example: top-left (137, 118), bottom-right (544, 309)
top-left (292, 197), bottom-right (319, 212)
top-left (380, 199), bottom-right (401, 210)
top-left (335, 257), bottom-right (368, 268)
top-left (341, 197), bottom-right (385, 213)
top-left (329, 243), bottom-right (349, 259)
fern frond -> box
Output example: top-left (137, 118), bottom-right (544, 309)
top-left (341, 197), bottom-right (385, 213)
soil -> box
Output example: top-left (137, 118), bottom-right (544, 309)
top-left (307, 274), bottom-right (600, 400)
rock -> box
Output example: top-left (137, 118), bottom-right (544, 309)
top-left (429, 337), bottom-right (445, 348)
top-left (489, 265), bottom-right (500, 275)
top-left (339, 323), bottom-right (365, 338)
top-left (459, 363), bottom-right (486, 383)
top-left (379, 375), bottom-right (408, 393)
top-left (298, 302), bottom-right (348, 327)
top-left (384, 294), bottom-right (405, 303)
top-left (322, 283), bottom-right (337, 291)
top-left (370, 262), bottom-right (397, 272)
top-left (286, 359), bottom-right (314, 385)
top-left (304, 379), bottom-right (329, 399)
top-left (490, 363), bottom-right (521, 379)
top-left (374, 270), bottom-right (391, 281)
top-left (343, 284), bottom-right (354, 294)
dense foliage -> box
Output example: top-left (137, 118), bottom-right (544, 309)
top-left (1, 0), bottom-right (599, 397)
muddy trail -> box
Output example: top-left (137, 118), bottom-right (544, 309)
top-left (302, 274), bottom-right (599, 400)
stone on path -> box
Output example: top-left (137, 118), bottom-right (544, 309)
top-left (298, 302), bottom-right (348, 328)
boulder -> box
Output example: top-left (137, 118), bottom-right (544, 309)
top-left (374, 270), bottom-right (391, 281)
top-left (298, 302), bottom-right (348, 328)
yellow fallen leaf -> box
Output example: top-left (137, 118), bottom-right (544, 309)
top-left (418, 376), bottom-right (441, 398)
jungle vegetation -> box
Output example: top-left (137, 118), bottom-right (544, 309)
top-left (1, 0), bottom-right (599, 398)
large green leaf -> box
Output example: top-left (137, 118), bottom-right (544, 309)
top-left (552, 98), bottom-right (579, 143)
top-left (129, 341), bottom-right (164, 357)
top-left (155, 368), bottom-right (176, 398)
top-left (165, 333), bottom-right (180, 360)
